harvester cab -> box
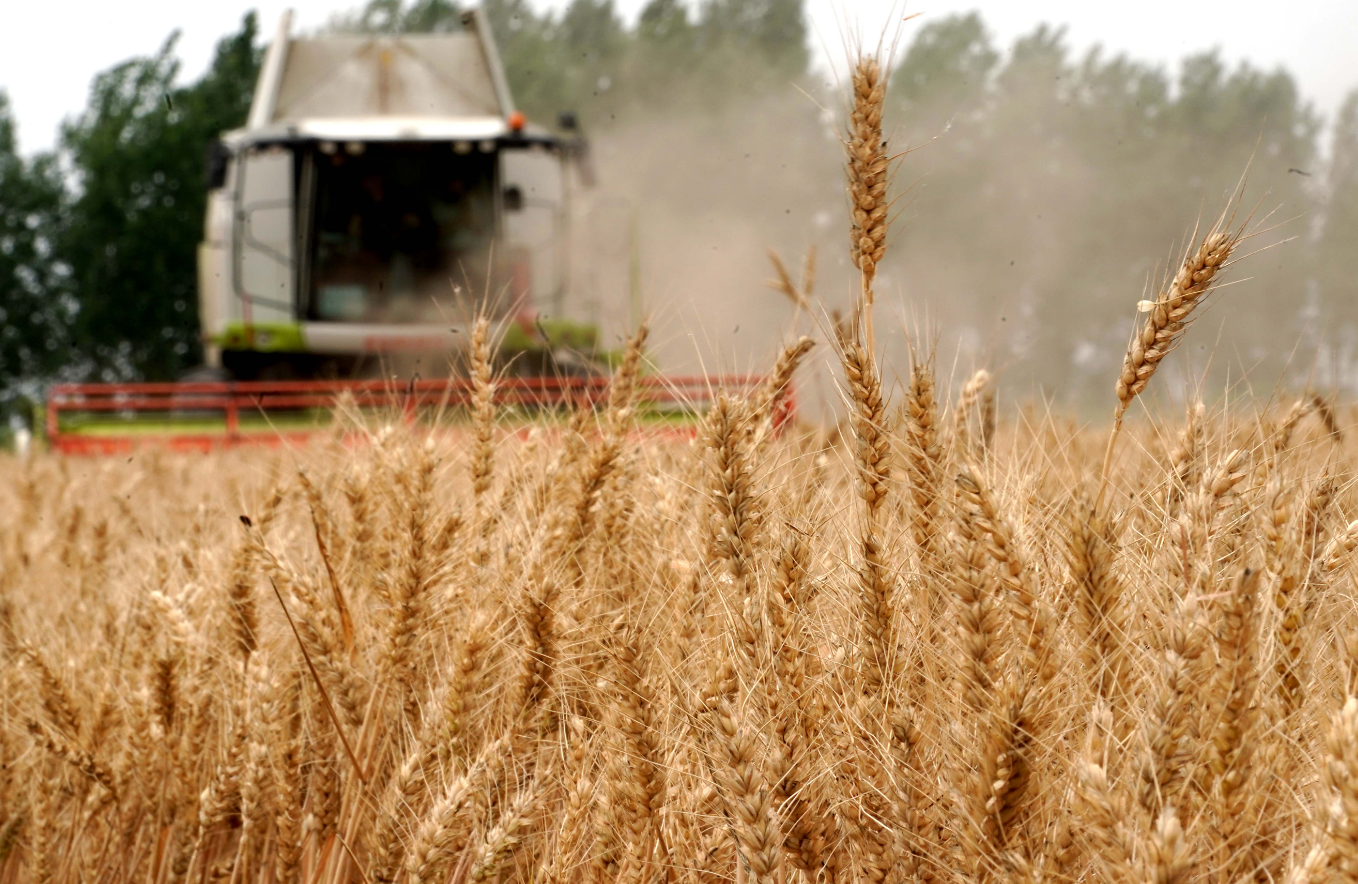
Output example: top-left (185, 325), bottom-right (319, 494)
top-left (198, 9), bottom-right (592, 380)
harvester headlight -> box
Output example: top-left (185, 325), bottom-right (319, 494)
top-left (454, 141), bottom-right (473, 154)
top-left (345, 141), bottom-right (366, 155)
top-left (478, 140), bottom-right (495, 153)
top-left (319, 141), bottom-right (337, 155)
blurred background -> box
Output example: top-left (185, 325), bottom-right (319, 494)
top-left (1, 0), bottom-right (1356, 425)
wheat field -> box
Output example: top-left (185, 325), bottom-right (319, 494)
top-left (5, 50), bottom-right (1358, 884)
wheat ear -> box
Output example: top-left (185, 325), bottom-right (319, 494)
top-left (1142, 808), bottom-right (1193, 884)
top-left (846, 55), bottom-right (889, 352)
top-left (607, 321), bottom-right (650, 429)
top-left (802, 244), bottom-right (817, 301)
top-left (753, 336), bottom-right (814, 437)
top-left (950, 491), bottom-right (1004, 711)
top-left (469, 785), bottom-right (541, 883)
top-left (1137, 594), bottom-right (1207, 817)
top-left (708, 694), bottom-right (783, 884)
top-left (766, 528), bottom-right (834, 874)
top-left (957, 462), bottom-right (1055, 687)
top-left (960, 677), bottom-right (1032, 880)
top-left (842, 337), bottom-right (895, 690)
top-left (602, 628), bottom-right (665, 884)
top-left (953, 369), bottom-right (992, 457)
top-left (1323, 697), bottom-right (1358, 884)
top-left (1206, 567), bottom-right (1263, 881)
top-left (1116, 224), bottom-right (1243, 420)
top-left (469, 314), bottom-right (496, 501)
top-left (1270, 472), bottom-right (1335, 714)
top-left (1066, 496), bottom-right (1129, 708)
top-left (766, 249), bottom-right (809, 312)
top-left (842, 339), bottom-right (892, 519)
top-left (1163, 402), bottom-right (1205, 517)
top-left (1100, 213), bottom-right (1245, 503)
top-left (1075, 703), bottom-right (1136, 883)
top-left (405, 772), bottom-right (479, 884)
top-left (223, 534), bottom-right (259, 660)
top-left (903, 343), bottom-right (945, 579)
top-left (386, 440), bottom-right (438, 722)
top-left (1312, 393), bottom-right (1343, 440)
top-left (705, 396), bottom-right (760, 588)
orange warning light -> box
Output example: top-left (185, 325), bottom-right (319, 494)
top-left (508, 111), bottom-right (527, 132)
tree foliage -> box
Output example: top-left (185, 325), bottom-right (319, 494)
top-left (1319, 90), bottom-right (1358, 328)
top-left (0, 93), bottom-right (70, 403)
top-left (57, 14), bottom-right (261, 381)
top-left (341, 0), bottom-right (811, 127)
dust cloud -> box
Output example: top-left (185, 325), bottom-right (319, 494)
top-left (558, 59), bottom-right (1333, 420)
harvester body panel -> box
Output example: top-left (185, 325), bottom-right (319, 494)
top-left (199, 10), bottom-right (572, 379)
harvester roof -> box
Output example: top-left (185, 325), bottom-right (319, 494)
top-left (270, 34), bottom-right (506, 121)
top-left (224, 10), bottom-right (556, 148)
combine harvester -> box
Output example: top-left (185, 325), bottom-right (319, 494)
top-left (47, 10), bottom-right (772, 454)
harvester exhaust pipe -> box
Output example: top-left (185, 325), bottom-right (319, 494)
top-left (462, 8), bottom-right (516, 120)
top-left (247, 9), bottom-right (293, 129)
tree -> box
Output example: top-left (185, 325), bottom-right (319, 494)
top-left (333, 0), bottom-right (463, 33)
top-left (637, 0), bottom-right (692, 46)
top-left (340, 0), bottom-right (811, 127)
top-left (699, 0), bottom-right (808, 79)
top-left (0, 92), bottom-right (71, 409)
top-left (1318, 90), bottom-right (1358, 331)
top-left (629, 0), bottom-right (699, 104)
top-left (59, 14), bottom-right (261, 381)
top-left (891, 11), bottom-right (997, 121)
top-left (548, 0), bottom-right (629, 122)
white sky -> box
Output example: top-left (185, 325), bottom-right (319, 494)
top-left (2, 0), bottom-right (1356, 155)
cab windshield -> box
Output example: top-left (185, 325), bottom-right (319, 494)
top-left (302, 141), bottom-right (497, 323)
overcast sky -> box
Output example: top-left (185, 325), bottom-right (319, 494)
top-left (2, 0), bottom-right (1355, 155)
